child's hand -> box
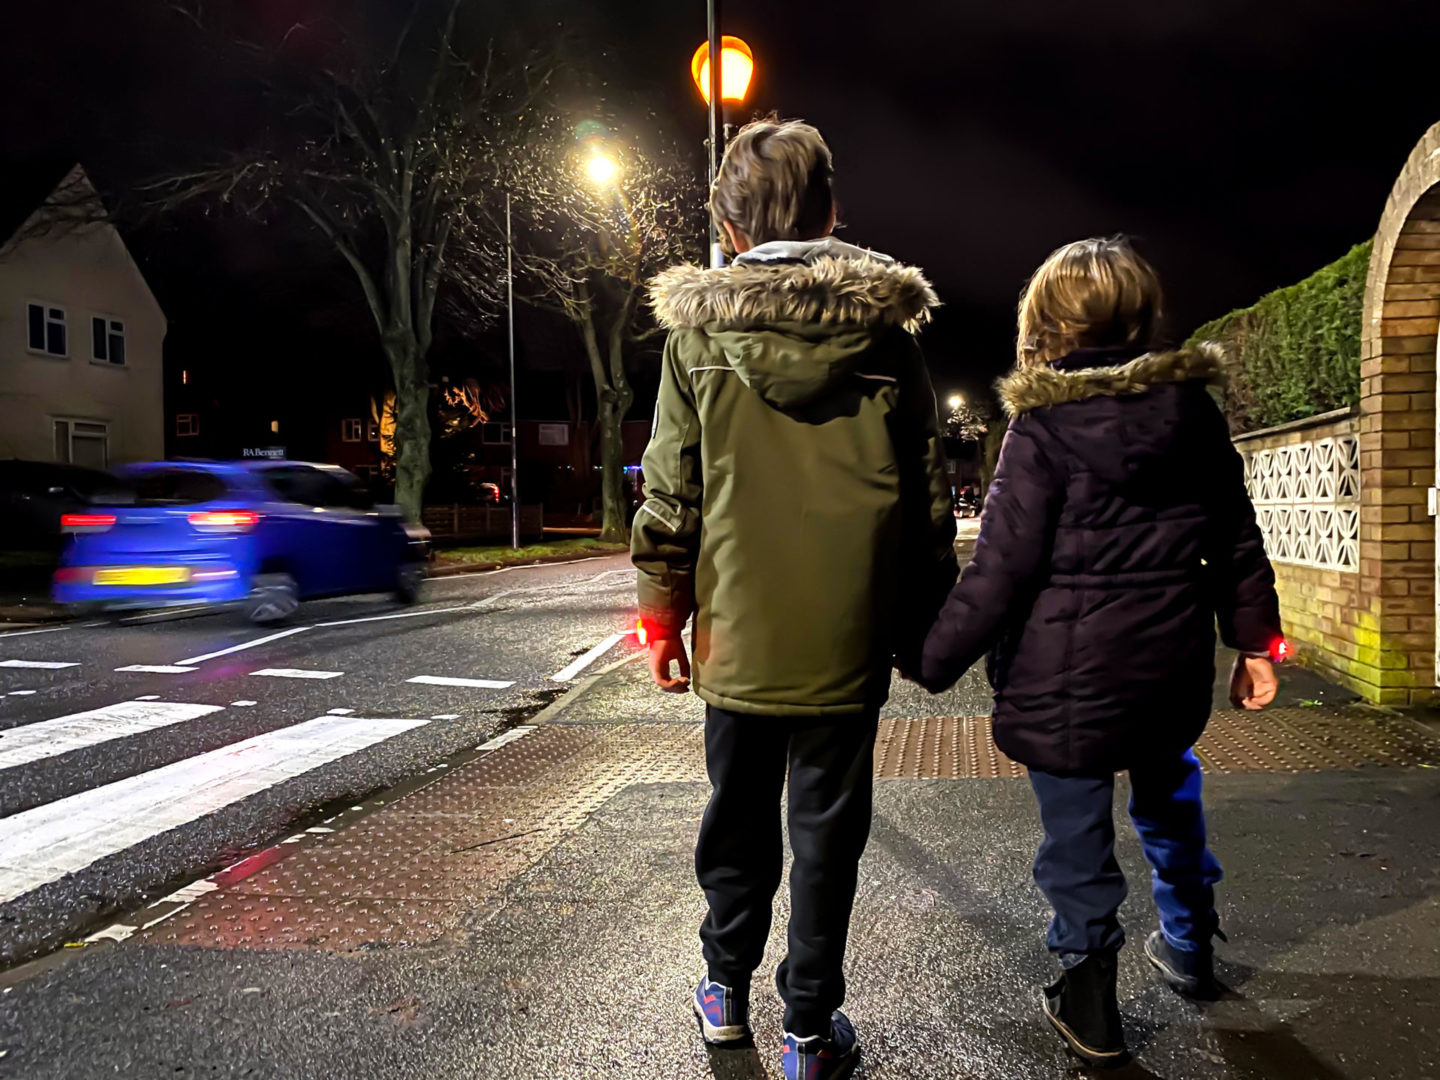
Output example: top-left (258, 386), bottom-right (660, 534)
top-left (1229, 655), bottom-right (1278, 710)
top-left (649, 636), bottom-right (691, 693)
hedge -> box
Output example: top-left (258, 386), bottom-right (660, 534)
top-left (1185, 239), bottom-right (1371, 433)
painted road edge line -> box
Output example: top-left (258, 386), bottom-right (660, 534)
top-left (176, 625), bottom-right (312, 666)
top-left (407, 675), bottom-right (514, 689)
top-left (0, 660), bottom-right (79, 669)
top-left (550, 633), bottom-right (626, 683)
top-left (114, 665), bottom-right (197, 674)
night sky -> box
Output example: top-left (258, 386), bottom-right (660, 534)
top-left (5, 1), bottom-right (1440, 413)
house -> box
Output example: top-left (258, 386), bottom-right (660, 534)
top-left (0, 163), bottom-right (166, 468)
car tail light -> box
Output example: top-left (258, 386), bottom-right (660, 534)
top-left (188, 510), bottom-right (260, 531)
top-left (1270, 637), bottom-right (1290, 664)
top-left (52, 567), bottom-right (89, 584)
top-left (60, 513), bottom-right (115, 533)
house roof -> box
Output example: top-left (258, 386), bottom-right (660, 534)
top-left (0, 160), bottom-right (85, 247)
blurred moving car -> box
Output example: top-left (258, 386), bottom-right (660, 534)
top-left (0, 460), bottom-right (132, 550)
top-left (52, 460), bottom-right (430, 623)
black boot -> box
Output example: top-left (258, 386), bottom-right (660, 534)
top-left (1144, 929), bottom-right (1221, 1000)
top-left (1042, 951), bottom-right (1129, 1068)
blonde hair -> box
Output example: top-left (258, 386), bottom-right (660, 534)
top-left (1016, 236), bottom-right (1163, 368)
top-left (710, 119), bottom-right (834, 257)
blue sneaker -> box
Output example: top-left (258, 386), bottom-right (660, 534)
top-left (782, 1011), bottom-right (859, 1080)
top-left (693, 976), bottom-right (751, 1047)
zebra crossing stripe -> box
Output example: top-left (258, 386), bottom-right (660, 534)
top-left (0, 713), bottom-right (429, 905)
top-left (0, 701), bottom-right (225, 770)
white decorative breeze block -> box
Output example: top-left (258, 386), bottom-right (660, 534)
top-left (1242, 435), bottom-right (1360, 572)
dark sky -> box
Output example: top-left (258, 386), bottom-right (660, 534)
top-left (5, 1), bottom-right (1440, 411)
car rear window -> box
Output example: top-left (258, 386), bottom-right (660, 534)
top-left (131, 469), bottom-right (230, 506)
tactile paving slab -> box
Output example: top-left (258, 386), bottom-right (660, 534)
top-left (874, 707), bottom-right (1440, 778)
top-left (141, 723), bottom-right (705, 952)
top-left (139, 703), bottom-right (1439, 953)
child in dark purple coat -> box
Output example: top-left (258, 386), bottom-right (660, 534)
top-left (919, 237), bottom-right (1283, 1067)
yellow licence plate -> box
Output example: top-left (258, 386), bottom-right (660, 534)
top-left (93, 567), bottom-right (192, 586)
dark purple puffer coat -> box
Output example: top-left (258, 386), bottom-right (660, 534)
top-left (919, 344), bottom-right (1282, 775)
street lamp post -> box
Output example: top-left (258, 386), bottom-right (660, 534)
top-left (691, 26), bottom-right (755, 267)
top-left (503, 148), bottom-right (621, 552)
top-left (506, 192), bottom-right (519, 550)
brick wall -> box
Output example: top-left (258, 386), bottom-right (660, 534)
top-left (1358, 123), bottom-right (1440, 705)
top-left (1235, 412), bottom-right (1368, 694)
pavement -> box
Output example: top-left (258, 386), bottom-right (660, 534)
top-left (2, 545), bottom-right (1440, 1078)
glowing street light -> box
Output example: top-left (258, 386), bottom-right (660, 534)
top-left (690, 35), bottom-right (754, 105)
top-left (947, 394), bottom-right (964, 411)
top-left (586, 152), bottom-right (620, 187)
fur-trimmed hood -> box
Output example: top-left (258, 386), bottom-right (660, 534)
top-left (997, 343), bottom-right (1227, 418)
top-left (648, 239), bottom-right (939, 334)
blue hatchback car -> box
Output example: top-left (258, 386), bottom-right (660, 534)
top-left (52, 461), bottom-right (430, 623)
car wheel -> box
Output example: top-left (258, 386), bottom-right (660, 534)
top-left (245, 573), bottom-right (299, 625)
top-left (394, 561), bottom-right (426, 605)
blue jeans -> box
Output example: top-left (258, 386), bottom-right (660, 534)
top-left (1027, 748), bottom-right (1222, 963)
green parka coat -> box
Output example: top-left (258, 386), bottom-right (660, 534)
top-left (633, 238), bottom-right (957, 715)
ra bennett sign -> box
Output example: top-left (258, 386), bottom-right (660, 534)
top-left (240, 446), bottom-right (286, 460)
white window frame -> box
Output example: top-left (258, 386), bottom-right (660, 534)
top-left (176, 413), bottom-right (200, 437)
top-left (482, 422), bottom-right (513, 446)
top-left (51, 416), bottom-right (109, 468)
top-left (537, 423), bottom-right (570, 447)
top-left (366, 419), bottom-right (380, 442)
top-left (341, 418), bottom-right (363, 443)
top-left (26, 300), bottom-right (69, 359)
top-left (89, 313), bottom-right (127, 367)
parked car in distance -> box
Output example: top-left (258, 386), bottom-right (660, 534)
top-left (0, 460), bottom-right (132, 550)
top-left (52, 460), bottom-right (430, 623)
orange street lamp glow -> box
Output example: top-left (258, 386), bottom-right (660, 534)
top-left (690, 36), bottom-right (754, 105)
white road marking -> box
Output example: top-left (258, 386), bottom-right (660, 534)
top-left (0, 701), bottom-right (225, 770)
top-left (476, 726), bottom-right (536, 751)
top-left (134, 695), bottom-right (160, 701)
top-left (550, 633), bottom-right (625, 683)
top-left (176, 626), bottom-right (312, 666)
top-left (0, 713), bottom-right (428, 904)
top-left (466, 589), bottom-right (516, 610)
top-left (7, 690), bottom-right (36, 696)
top-left (84, 924), bottom-right (137, 944)
top-left (0, 660), bottom-right (78, 669)
top-left (312, 606), bottom-right (468, 629)
top-left (406, 675), bottom-right (514, 689)
top-left (114, 665), bottom-right (196, 674)
top-left (231, 700), bottom-right (257, 707)
top-left (430, 713), bottom-right (461, 720)
top-left (0, 625), bottom-right (72, 639)
top-left (327, 708), bottom-right (356, 715)
top-left (251, 668), bottom-right (343, 680)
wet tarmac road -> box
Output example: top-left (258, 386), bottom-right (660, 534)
top-left (0, 556), bottom-right (644, 967)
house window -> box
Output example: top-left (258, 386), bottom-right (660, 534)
top-left (53, 418), bottom-right (108, 469)
top-left (91, 316), bottom-right (126, 365)
top-left (181, 369), bottom-right (190, 385)
top-left (176, 413), bottom-right (200, 437)
top-left (366, 419), bottom-right (379, 442)
top-left (538, 423), bottom-right (570, 447)
top-left (482, 423), bottom-right (512, 445)
top-left (270, 420), bottom-right (280, 434)
top-left (354, 464), bottom-right (378, 481)
top-left (27, 303), bottom-right (67, 357)
top-left (341, 418), bottom-right (363, 442)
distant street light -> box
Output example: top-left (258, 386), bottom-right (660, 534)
top-left (586, 152), bottom-right (620, 187)
top-left (947, 394), bottom-right (964, 411)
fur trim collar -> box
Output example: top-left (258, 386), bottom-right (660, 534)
top-left (648, 256), bottom-right (939, 333)
top-left (997, 343), bottom-right (1228, 417)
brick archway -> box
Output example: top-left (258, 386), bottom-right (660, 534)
top-left (1358, 120), bottom-right (1440, 704)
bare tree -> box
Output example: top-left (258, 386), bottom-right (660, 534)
top-left (145, 0), bottom-right (555, 519)
top-left (476, 138), bottom-right (703, 542)
top-left (945, 395), bottom-right (991, 443)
